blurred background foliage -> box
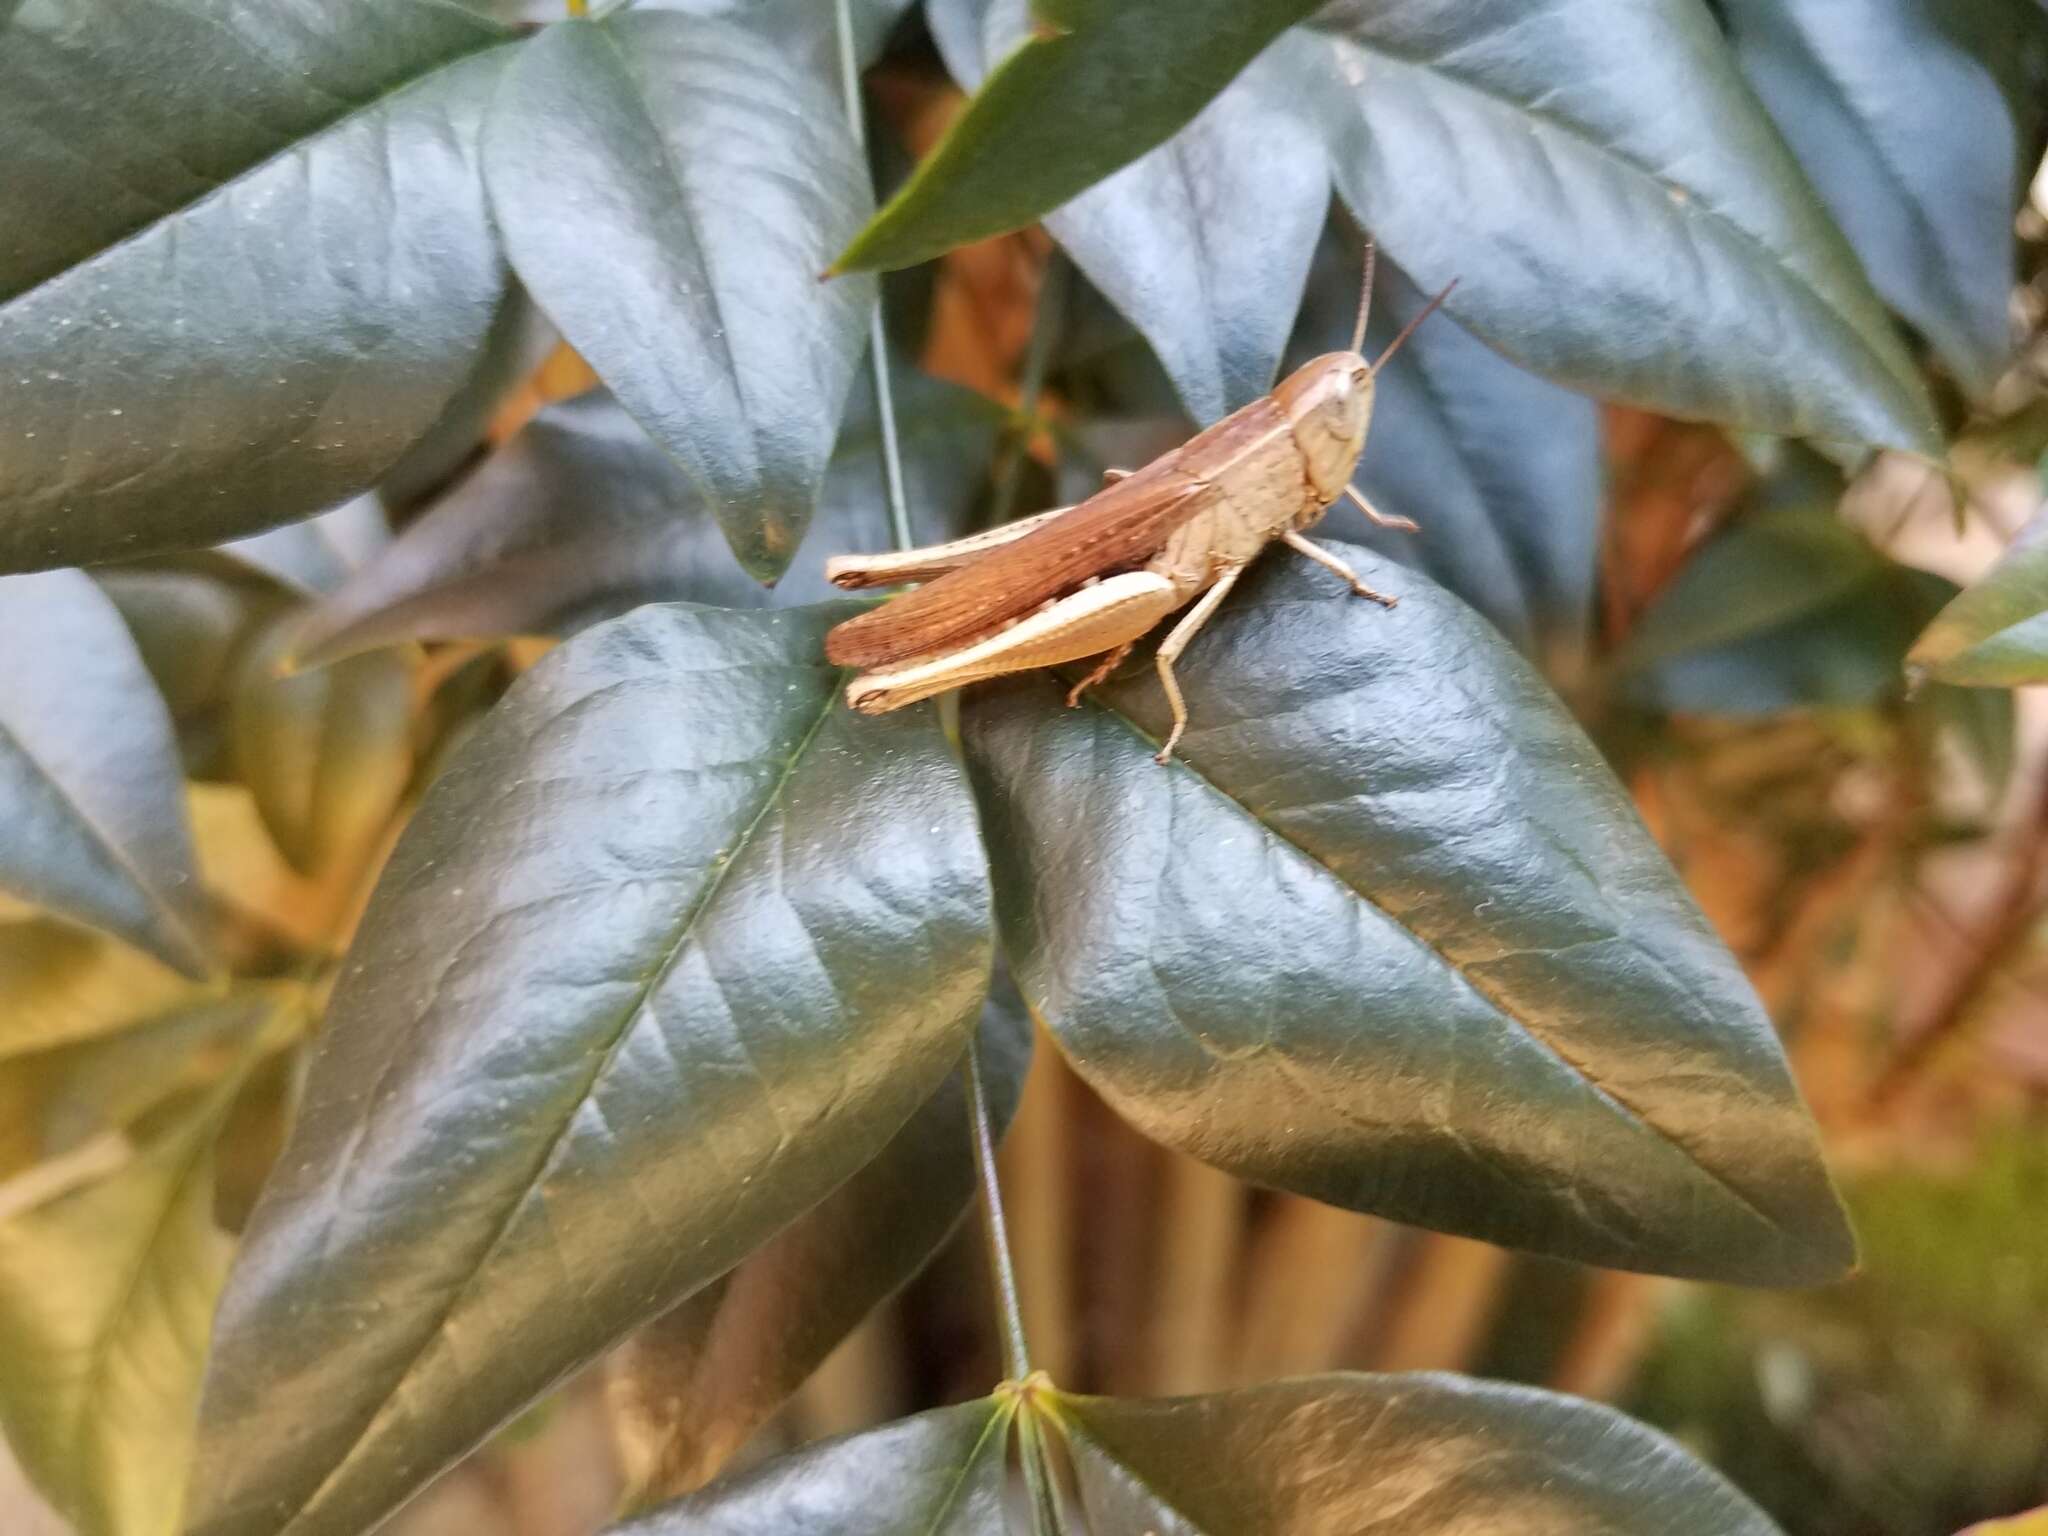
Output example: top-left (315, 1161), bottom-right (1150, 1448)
top-left (4, 2), bottom-right (2048, 1533)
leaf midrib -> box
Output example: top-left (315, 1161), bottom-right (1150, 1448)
top-left (1083, 673), bottom-right (1787, 1239)
top-left (277, 676), bottom-right (845, 1533)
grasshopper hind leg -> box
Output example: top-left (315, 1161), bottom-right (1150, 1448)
top-left (1064, 641), bottom-right (1134, 708)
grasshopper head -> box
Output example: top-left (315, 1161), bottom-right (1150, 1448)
top-left (1275, 352), bottom-right (1375, 505)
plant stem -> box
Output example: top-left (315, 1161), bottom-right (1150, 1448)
top-left (967, 1032), bottom-right (1033, 1381)
top-left (985, 249), bottom-right (1069, 530)
top-left (832, 0), bottom-right (914, 553)
top-left (1018, 1406), bottom-right (1068, 1536)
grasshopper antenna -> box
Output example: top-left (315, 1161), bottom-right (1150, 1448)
top-left (1368, 277), bottom-right (1459, 377)
top-left (1349, 238), bottom-right (1378, 355)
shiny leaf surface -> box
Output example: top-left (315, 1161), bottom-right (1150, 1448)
top-left (289, 371), bottom-right (1002, 666)
top-left (193, 603), bottom-right (994, 1536)
top-left (614, 980), bottom-right (1029, 1501)
top-left (0, 0), bottom-right (515, 569)
top-left (836, 0), bottom-right (1325, 272)
top-left (484, 12), bottom-right (878, 581)
top-left (611, 1398), bottom-right (1013, 1536)
top-left (1055, 1373), bottom-right (1783, 1534)
top-left (1298, 0), bottom-right (1940, 454)
top-left (1724, 0), bottom-right (2031, 396)
top-left (0, 571), bottom-right (212, 975)
top-left (962, 542), bottom-right (1853, 1283)
top-left (930, 0), bottom-right (1328, 423)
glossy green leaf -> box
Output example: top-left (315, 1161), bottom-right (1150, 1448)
top-left (1724, 0), bottom-right (2033, 396)
top-left (289, 370), bottom-right (1002, 666)
top-left (0, 0), bottom-right (515, 570)
top-left (837, 0), bottom-right (1325, 272)
top-left (615, 979), bottom-right (1029, 1500)
top-left (611, 1398), bottom-right (1014, 1535)
top-left (484, 12), bottom-right (878, 582)
top-left (1298, 234), bottom-right (1603, 666)
top-left (1054, 1373), bottom-right (1783, 1534)
top-left (0, 570), bottom-right (212, 976)
top-left (0, 1071), bottom-right (245, 1536)
top-left (228, 613), bottom-right (414, 877)
top-left (192, 603), bottom-right (994, 1536)
top-left (962, 542), bottom-right (1853, 1284)
top-left (930, 0), bottom-right (1327, 423)
top-left (1297, 0), bottom-right (1940, 454)
top-left (1909, 502), bottom-right (2048, 685)
top-left (0, 921), bottom-right (204, 1066)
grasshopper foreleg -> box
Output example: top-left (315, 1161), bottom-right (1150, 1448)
top-left (1341, 484), bottom-right (1419, 534)
top-left (1281, 531), bottom-right (1398, 608)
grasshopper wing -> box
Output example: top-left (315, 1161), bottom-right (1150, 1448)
top-left (824, 462), bottom-right (1211, 669)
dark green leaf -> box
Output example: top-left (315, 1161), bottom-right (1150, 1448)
top-left (375, 287), bottom-right (557, 516)
top-left (1297, 0), bottom-right (1940, 454)
top-left (484, 12), bottom-right (878, 581)
top-left (1908, 502), bottom-right (2048, 685)
top-left (1724, 0), bottom-right (2034, 396)
top-left (0, 920), bottom-right (204, 1066)
top-left (930, 0), bottom-right (1328, 423)
top-left (1621, 503), bottom-right (1950, 712)
top-left (0, 1070), bottom-right (246, 1536)
top-left (228, 614), bottom-right (414, 877)
top-left (961, 542), bottom-right (1853, 1284)
top-left (1054, 1373), bottom-right (1783, 1534)
top-left (289, 370), bottom-right (1002, 666)
top-left (835, 0), bottom-right (1325, 272)
top-left (0, 0), bottom-right (515, 570)
top-left (193, 603), bottom-right (994, 1536)
top-left (610, 1398), bottom-right (1013, 1536)
top-left (1298, 233), bottom-right (1603, 667)
top-left (0, 570), bottom-right (213, 976)
top-left (615, 977), bottom-right (1030, 1501)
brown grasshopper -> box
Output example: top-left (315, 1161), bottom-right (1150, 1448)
top-left (824, 249), bottom-right (1455, 763)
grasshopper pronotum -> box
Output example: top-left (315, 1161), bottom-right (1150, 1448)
top-left (824, 247), bottom-right (1455, 763)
